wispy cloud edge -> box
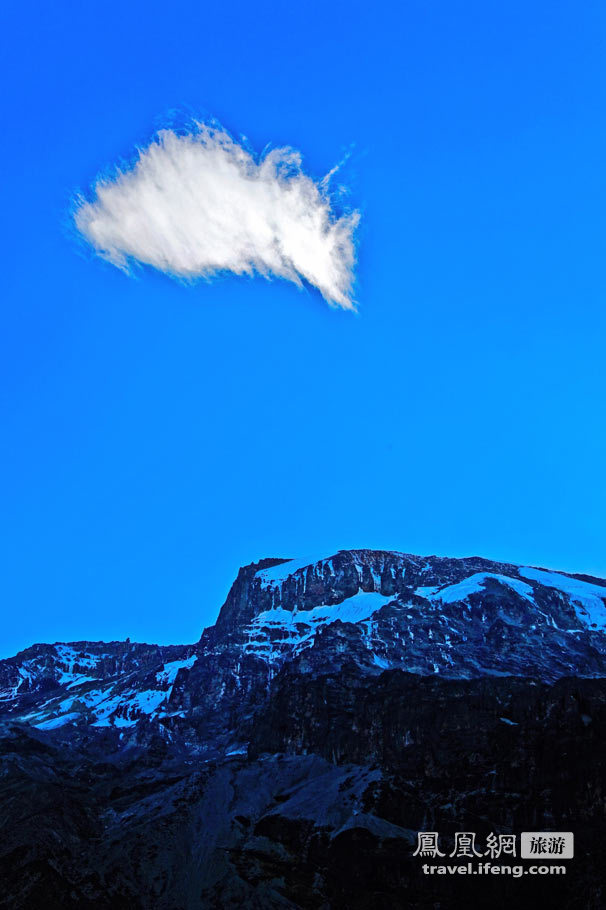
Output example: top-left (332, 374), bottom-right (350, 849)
top-left (74, 123), bottom-right (359, 310)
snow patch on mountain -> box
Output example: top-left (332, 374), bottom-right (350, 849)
top-left (54, 645), bottom-right (106, 669)
top-left (418, 573), bottom-right (536, 605)
top-left (256, 555), bottom-right (337, 589)
top-left (244, 590), bottom-right (396, 661)
top-left (89, 688), bottom-right (170, 727)
top-left (156, 656), bottom-right (197, 686)
top-left (519, 567), bottom-right (606, 630)
top-left (18, 652), bottom-right (199, 730)
top-left (35, 712), bottom-right (81, 730)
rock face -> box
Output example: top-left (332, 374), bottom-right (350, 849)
top-left (2, 549), bottom-right (606, 908)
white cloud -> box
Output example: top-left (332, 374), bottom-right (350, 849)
top-left (74, 124), bottom-right (359, 310)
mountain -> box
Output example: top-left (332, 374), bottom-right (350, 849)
top-left (2, 549), bottom-right (606, 908)
top-left (3, 549), bottom-right (606, 737)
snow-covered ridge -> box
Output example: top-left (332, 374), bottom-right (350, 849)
top-left (519, 567), bottom-right (606, 630)
top-left (0, 644), bottom-right (110, 704)
top-left (255, 553), bottom-right (606, 634)
top-left (246, 558), bottom-right (606, 676)
top-left (1, 646), bottom-right (198, 731)
top-left (416, 573), bottom-right (536, 605)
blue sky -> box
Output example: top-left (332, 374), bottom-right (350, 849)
top-left (1, 0), bottom-right (605, 657)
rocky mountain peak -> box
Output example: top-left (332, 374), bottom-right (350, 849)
top-left (211, 556), bottom-right (291, 635)
top-left (2, 549), bottom-right (606, 740)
